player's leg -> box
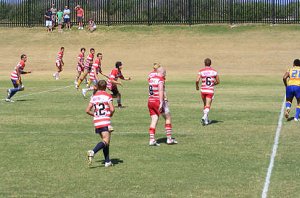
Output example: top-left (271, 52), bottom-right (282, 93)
top-left (285, 86), bottom-right (294, 119)
top-left (203, 95), bottom-right (213, 125)
top-left (75, 70), bottom-right (81, 84)
top-left (148, 101), bottom-right (160, 146)
top-left (6, 80), bottom-right (23, 101)
top-left (101, 131), bottom-right (113, 167)
top-left (161, 101), bottom-right (177, 144)
top-left (294, 87), bottom-right (300, 121)
top-left (77, 70), bottom-right (88, 88)
top-left (112, 87), bottom-right (122, 107)
top-left (87, 128), bottom-right (109, 165)
top-left (82, 80), bottom-right (96, 97)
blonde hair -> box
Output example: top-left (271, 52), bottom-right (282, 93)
top-left (153, 63), bottom-right (161, 70)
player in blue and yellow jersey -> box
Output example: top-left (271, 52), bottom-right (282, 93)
top-left (283, 59), bottom-right (300, 121)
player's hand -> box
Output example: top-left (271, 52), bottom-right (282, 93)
top-left (159, 103), bottom-right (163, 112)
top-left (27, 71), bottom-right (32, 74)
top-left (127, 77), bottom-right (132, 80)
top-left (196, 87), bottom-right (199, 91)
top-left (119, 82), bottom-right (123, 87)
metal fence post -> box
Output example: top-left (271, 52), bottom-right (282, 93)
top-left (107, 0), bottom-right (110, 26)
top-left (272, 0), bottom-right (275, 24)
top-left (67, 0), bottom-right (70, 8)
top-left (148, 0), bottom-right (151, 25)
top-left (188, 0), bottom-right (192, 26)
top-left (27, 0), bottom-right (31, 27)
top-left (229, 0), bottom-right (233, 24)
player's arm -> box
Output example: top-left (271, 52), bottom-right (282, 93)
top-left (158, 81), bottom-right (164, 112)
top-left (215, 75), bottom-right (220, 85)
top-left (120, 75), bottom-right (131, 81)
top-left (108, 101), bottom-right (115, 117)
top-left (283, 71), bottom-right (290, 87)
top-left (195, 74), bottom-right (201, 90)
top-left (85, 103), bottom-right (94, 117)
top-left (21, 71), bottom-right (31, 74)
top-left (110, 79), bottom-right (122, 86)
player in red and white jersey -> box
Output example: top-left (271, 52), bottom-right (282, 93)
top-left (76, 48), bottom-right (95, 89)
top-left (107, 61), bottom-right (131, 108)
top-left (75, 47), bottom-right (86, 84)
top-left (86, 80), bottom-right (115, 167)
top-left (6, 54), bottom-right (31, 102)
top-left (53, 47), bottom-right (64, 80)
top-left (148, 65), bottom-right (177, 146)
top-left (196, 58), bottom-right (220, 125)
top-left (82, 53), bottom-right (109, 97)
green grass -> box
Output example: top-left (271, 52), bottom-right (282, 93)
top-left (0, 75), bottom-right (297, 197)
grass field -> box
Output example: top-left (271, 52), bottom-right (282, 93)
top-left (0, 25), bottom-right (300, 197)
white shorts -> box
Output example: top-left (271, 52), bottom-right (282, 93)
top-left (46, 20), bottom-right (52, 27)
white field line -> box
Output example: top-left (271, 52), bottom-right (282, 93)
top-left (1, 85), bottom-right (73, 100)
top-left (261, 96), bottom-right (285, 198)
top-left (0, 131), bottom-right (192, 135)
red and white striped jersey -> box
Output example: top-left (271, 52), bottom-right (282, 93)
top-left (10, 60), bottom-right (25, 81)
top-left (89, 59), bottom-right (101, 81)
top-left (107, 68), bottom-right (124, 90)
top-left (148, 70), bottom-right (159, 79)
top-left (56, 51), bottom-right (64, 61)
top-left (89, 91), bottom-right (113, 128)
top-left (198, 66), bottom-right (218, 94)
top-left (148, 75), bottom-right (164, 102)
top-left (77, 52), bottom-right (84, 67)
top-left (85, 53), bottom-right (94, 68)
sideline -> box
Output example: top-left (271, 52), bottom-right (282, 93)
top-left (261, 96), bottom-right (285, 198)
top-left (1, 85), bottom-right (73, 100)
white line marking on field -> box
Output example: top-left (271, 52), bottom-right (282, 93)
top-left (261, 96), bottom-right (285, 198)
top-left (1, 85), bottom-right (73, 101)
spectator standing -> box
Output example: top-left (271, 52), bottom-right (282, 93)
top-left (50, 3), bottom-right (57, 27)
top-left (63, 6), bottom-right (71, 30)
top-left (44, 8), bottom-right (53, 32)
top-left (56, 9), bottom-right (64, 32)
top-left (75, 5), bottom-right (84, 30)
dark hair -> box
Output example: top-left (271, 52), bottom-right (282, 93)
top-left (115, 61), bottom-right (122, 68)
top-left (97, 53), bottom-right (102, 57)
top-left (80, 47), bottom-right (86, 52)
top-left (204, 58), bottom-right (211, 66)
top-left (294, 59), bottom-right (300, 66)
top-left (96, 80), bottom-right (107, 91)
top-left (90, 48), bottom-right (95, 52)
top-left (61, 46), bottom-right (64, 50)
top-left (20, 54), bottom-right (26, 59)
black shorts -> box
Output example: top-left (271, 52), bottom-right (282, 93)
top-left (110, 87), bottom-right (119, 97)
top-left (95, 126), bottom-right (109, 134)
top-left (64, 18), bottom-right (70, 23)
top-left (77, 16), bottom-right (83, 23)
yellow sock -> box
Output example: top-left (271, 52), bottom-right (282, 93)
top-left (77, 79), bottom-right (83, 87)
top-left (87, 79), bottom-right (92, 87)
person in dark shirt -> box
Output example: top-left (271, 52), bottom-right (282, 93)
top-left (44, 8), bottom-right (53, 32)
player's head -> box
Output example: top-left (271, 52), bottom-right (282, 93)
top-left (21, 54), bottom-right (27, 61)
top-left (80, 47), bottom-right (86, 53)
top-left (204, 58), bottom-right (211, 67)
top-left (293, 59), bottom-right (300, 67)
top-left (153, 63), bottom-right (161, 70)
top-left (61, 47), bottom-right (64, 52)
top-left (90, 48), bottom-right (95, 54)
top-left (97, 53), bottom-right (103, 58)
top-left (115, 61), bottom-right (123, 69)
top-left (96, 80), bottom-right (107, 91)
top-left (157, 66), bottom-right (166, 77)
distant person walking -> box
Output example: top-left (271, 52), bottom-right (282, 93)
top-left (44, 8), bottom-right (53, 32)
top-left (63, 6), bottom-right (71, 30)
top-left (75, 5), bottom-right (84, 30)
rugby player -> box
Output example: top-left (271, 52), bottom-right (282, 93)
top-left (107, 61), bottom-right (131, 108)
top-left (53, 47), bottom-right (64, 80)
top-left (6, 54), bottom-right (31, 102)
top-left (283, 59), bottom-right (300, 121)
top-left (147, 65), bottom-right (177, 146)
top-left (86, 80), bottom-right (115, 167)
top-left (75, 48), bottom-right (85, 85)
top-left (196, 58), bottom-right (220, 125)
top-left (76, 48), bottom-right (95, 89)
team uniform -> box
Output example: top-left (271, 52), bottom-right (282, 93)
top-left (198, 66), bottom-right (218, 99)
top-left (90, 90), bottom-right (113, 131)
top-left (285, 66), bottom-right (300, 120)
top-left (7, 60), bottom-right (26, 101)
top-left (148, 73), bottom-right (164, 116)
top-left (87, 90), bottom-right (113, 167)
top-left (56, 51), bottom-right (64, 69)
top-left (89, 58), bottom-right (102, 85)
top-left (107, 68), bottom-right (124, 96)
top-left (286, 66), bottom-right (300, 99)
top-left (77, 52), bottom-right (85, 72)
top-left (85, 53), bottom-right (94, 72)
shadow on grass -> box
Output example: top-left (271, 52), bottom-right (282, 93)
top-left (210, 120), bottom-right (223, 124)
top-left (16, 99), bottom-right (34, 102)
top-left (90, 158), bottom-right (124, 167)
top-left (115, 105), bottom-right (128, 109)
top-left (287, 117), bottom-right (295, 122)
